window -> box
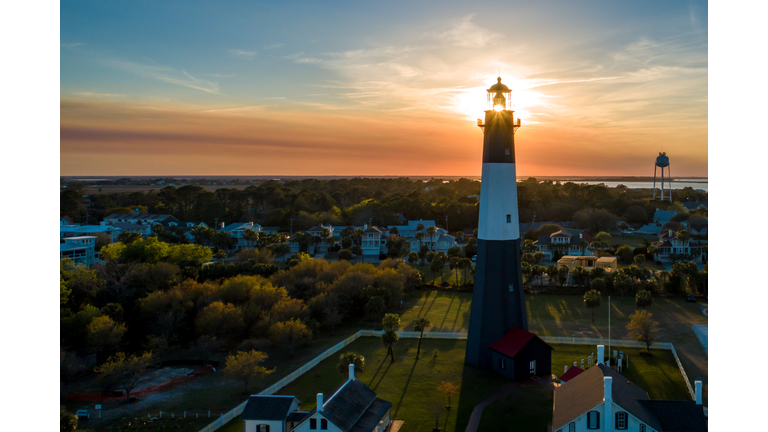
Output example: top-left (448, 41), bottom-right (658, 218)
top-left (529, 359), bottom-right (536, 375)
top-left (506, 214), bottom-right (511, 223)
top-left (587, 411), bottom-right (600, 429)
top-left (257, 425), bottom-right (270, 432)
top-left (508, 284), bottom-right (514, 292)
top-left (310, 418), bottom-right (317, 429)
top-left (569, 423), bottom-right (575, 432)
top-left (499, 358), bottom-right (506, 369)
top-left (639, 425), bottom-right (646, 432)
top-left (321, 419), bottom-right (328, 430)
top-left (616, 412), bottom-right (627, 430)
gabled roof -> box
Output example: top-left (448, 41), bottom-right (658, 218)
top-left (635, 224), bottom-right (663, 235)
top-left (653, 210), bottom-right (676, 221)
top-left (560, 366), bottom-right (585, 382)
top-left (104, 213), bottom-right (178, 222)
top-left (219, 222), bottom-right (259, 232)
top-left (551, 230), bottom-right (572, 237)
top-left (300, 379), bottom-right (390, 432)
top-left (307, 224), bottom-right (331, 232)
top-left (488, 327), bottom-right (553, 358)
top-left (553, 364), bottom-right (660, 431)
top-left (639, 400), bottom-right (707, 431)
top-left (364, 226), bottom-right (383, 234)
top-left (241, 395), bottom-right (298, 421)
top-left (681, 202), bottom-right (704, 211)
top-left (436, 234), bottom-right (456, 243)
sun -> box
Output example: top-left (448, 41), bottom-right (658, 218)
top-left (450, 74), bottom-right (544, 122)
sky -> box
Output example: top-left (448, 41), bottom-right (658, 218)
top-left (60, 0), bottom-right (708, 177)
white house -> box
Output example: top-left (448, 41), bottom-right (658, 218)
top-left (61, 225), bottom-right (122, 244)
top-left (218, 222), bottom-right (262, 251)
top-left (102, 213), bottom-right (178, 226)
top-left (533, 230), bottom-right (594, 260)
top-left (387, 220), bottom-right (437, 238)
top-left (60, 236), bottom-right (98, 267)
top-left (408, 227), bottom-right (460, 254)
top-left (362, 226), bottom-right (388, 257)
top-left (242, 365), bottom-right (392, 432)
top-left (154, 220), bottom-right (209, 243)
top-left (552, 345), bottom-right (706, 432)
top-left (652, 230), bottom-right (704, 263)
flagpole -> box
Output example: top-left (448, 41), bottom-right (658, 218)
top-left (608, 295), bottom-right (611, 367)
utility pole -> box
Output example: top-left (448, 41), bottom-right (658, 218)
top-left (608, 296), bottom-right (611, 367)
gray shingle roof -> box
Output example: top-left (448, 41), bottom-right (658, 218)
top-left (553, 364), bottom-right (661, 431)
top-left (298, 379), bottom-right (389, 432)
top-left (348, 398), bottom-right (392, 432)
top-left (241, 395), bottom-right (298, 421)
top-left (638, 400), bottom-right (707, 431)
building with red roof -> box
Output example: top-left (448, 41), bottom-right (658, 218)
top-left (487, 327), bottom-right (553, 381)
top-left (559, 366), bottom-right (585, 384)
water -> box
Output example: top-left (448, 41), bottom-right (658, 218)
top-left (559, 180), bottom-right (707, 192)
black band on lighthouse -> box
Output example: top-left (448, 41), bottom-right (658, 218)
top-left (482, 110), bottom-right (516, 164)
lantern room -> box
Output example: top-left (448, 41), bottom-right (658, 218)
top-left (487, 77), bottom-right (512, 111)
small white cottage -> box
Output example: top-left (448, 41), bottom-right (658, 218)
top-left (242, 364), bottom-right (393, 432)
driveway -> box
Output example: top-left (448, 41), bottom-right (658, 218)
top-left (692, 324), bottom-right (708, 354)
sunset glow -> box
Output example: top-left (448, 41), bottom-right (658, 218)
top-left (60, 1), bottom-right (708, 177)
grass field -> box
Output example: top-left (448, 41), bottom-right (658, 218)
top-left (411, 263), bottom-right (475, 286)
top-left (71, 290), bottom-right (707, 431)
top-left (219, 338), bottom-right (690, 432)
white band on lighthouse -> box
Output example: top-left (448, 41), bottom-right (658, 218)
top-left (477, 163), bottom-right (520, 241)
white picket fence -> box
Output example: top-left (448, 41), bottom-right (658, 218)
top-left (199, 331), bottom-right (697, 432)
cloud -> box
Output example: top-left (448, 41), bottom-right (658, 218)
top-left (285, 52), bottom-right (322, 64)
top-left (263, 43), bottom-right (283, 50)
top-left (101, 59), bottom-right (220, 94)
top-left (202, 73), bottom-right (237, 78)
top-left (227, 49), bottom-right (256, 59)
top-left (61, 42), bottom-right (84, 48)
top-left (426, 15), bottom-right (503, 48)
top-left (71, 92), bottom-right (126, 98)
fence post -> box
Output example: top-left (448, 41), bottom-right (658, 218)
top-left (208, 410), bottom-right (210, 418)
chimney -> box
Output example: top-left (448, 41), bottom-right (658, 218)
top-left (597, 345), bottom-right (605, 365)
top-left (316, 393), bottom-right (323, 411)
top-left (669, 229), bottom-right (673, 237)
top-left (349, 363), bottom-right (355, 381)
top-left (695, 380), bottom-right (702, 405)
top-left (604, 377), bottom-right (613, 432)
top-left (220, 222), bottom-right (225, 229)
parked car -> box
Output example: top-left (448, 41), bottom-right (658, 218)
top-left (686, 294), bottom-right (696, 303)
top-left (76, 410), bottom-right (89, 420)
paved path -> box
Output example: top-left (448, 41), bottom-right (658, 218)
top-left (692, 324), bottom-right (708, 354)
top-left (700, 304), bottom-right (708, 319)
top-left (464, 382), bottom-right (520, 432)
top-left (388, 420), bottom-right (405, 432)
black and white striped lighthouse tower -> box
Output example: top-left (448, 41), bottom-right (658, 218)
top-left (465, 77), bottom-right (528, 369)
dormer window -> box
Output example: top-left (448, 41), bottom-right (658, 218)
top-left (310, 418), bottom-right (317, 429)
top-left (321, 419), bottom-right (328, 430)
top-left (587, 411), bottom-right (600, 429)
top-left (615, 411), bottom-right (627, 430)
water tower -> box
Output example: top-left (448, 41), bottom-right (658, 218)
top-left (653, 152), bottom-right (672, 201)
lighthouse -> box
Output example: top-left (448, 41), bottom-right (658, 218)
top-left (465, 78), bottom-right (541, 373)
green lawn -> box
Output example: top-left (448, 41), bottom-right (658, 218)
top-left (478, 384), bottom-right (554, 432)
top-left (397, 290), bottom-right (473, 333)
top-left (410, 263), bottom-right (474, 286)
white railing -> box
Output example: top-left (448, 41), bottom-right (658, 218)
top-left (199, 331), bottom-right (699, 431)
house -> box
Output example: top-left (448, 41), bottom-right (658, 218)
top-left (595, 257), bottom-right (618, 273)
top-left (387, 220), bottom-right (437, 238)
top-left (408, 227), bottom-right (460, 254)
top-left (241, 395), bottom-right (306, 432)
top-left (243, 365), bottom-right (392, 432)
top-left (552, 345), bottom-right (706, 432)
top-left (651, 210), bottom-right (676, 226)
top-left (289, 225), bottom-right (335, 255)
top-left (219, 222), bottom-right (262, 250)
top-left (681, 202), bottom-right (707, 212)
top-left (154, 220), bottom-right (209, 243)
top-left (60, 224), bottom-right (121, 244)
top-left (487, 327), bottom-right (553, 381)
top-left (534, 230), bottom-right (594, 260)
top-left (111, 222), bottom-right (152, 237)
top-left (262, 226), bottom-right (281, 236)
top-left (60, 216), bottom-right (76, 226)
top-left (102, 213), bottom-right (179, 226)
top-left (559, 365), bottom-right (585, 384)
top-left (634, 225), bottom-right (663, 236)
top-left (652, 230), bottom-right (704, 263)
top-left (557, 256), bottom-right (598, 271)
top-left (60, 236), bottom-right (98, 266)
top-left (362, 226), bottom-right (388, 257)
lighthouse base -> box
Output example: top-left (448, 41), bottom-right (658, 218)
top-left (464, 238), bottom-right (528, 370)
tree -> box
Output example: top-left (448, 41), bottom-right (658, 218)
top-left (557, 266), bottom-right (570, 287)
top-left (337, 352), bottom-right (365, 378)
top-left (118, 231), bottom-right (142, 245)
top-left (61, 406), bottom-right (77, 432)
top-left (382, 329), bottom-right (399, 363)
top-left (382, 313), bottom-right (401, 362)
top-left (87, 316), bottom-right (126, 362)
top-left (94, 351), bottom-right (155, 400)
top-left (531, 265), bottom-right (546, 287)
top-left (590, 278), bottom-right (606, 293)
top-left (268, 319), bottom-right (312, 357)
top-left (636, 290), bottom-right (653, 309)
top-left (614, 274), bottom-right (633, 298)
top-left (414, 318), bottom-right (432, 359)
top-left (449, 257), bottom-right (461, 285)
top-left (366, 295), bottom-right (385, 328)
top-left (437, 381), bottom-right (458, 409)
top-left (224, 350), bottom-right (275, 392)
top-left (616, 245), bottom-right (634, 263)
top-left (195, 301), bottom-right (245, 341)
top-left (426, 226), bottom-right (438, 250)
top-left (583, 289), bottom-right (602, 323)
top-left (407, 252), bottom-right (418, 264)
top-left (430, 256), bottom-right (444, 283)
top-left (626, 310), bottom-right (660, 351)
top-left (545, 264), bottom-right (559, 286)
top-left (339, 249), bottom-right (353, 261)
top-left (634, 254), bottom-right (646, 266)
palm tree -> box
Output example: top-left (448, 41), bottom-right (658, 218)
top-left (243, 229), bottom-right (258, 248)
top-left (460, 257), bottom-right (472, 285)
top-left (545, 264), bottom-right (558, 286)
top-left (455, 231), bottom-right (464, 244)
top-left (337, 352), bottom-right (365, 378)
top-left (382, 330), bottom-right (399, 363)
top-left (578, 240), bottom-right (589, 256)
top-left (407, 252), bottom-right (418, 265)
top-left (426, 226), bottom-right (438, 251)
top-left (449, 257), bottom-right (461, 285)
top-left (414, 318), bottom-right (432, 359)
top-left (583, 289), bottom-right (602, 323)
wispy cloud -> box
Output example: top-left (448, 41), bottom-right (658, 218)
top-left (425, 15), bottom-right (503, 48)
top-left (202, 73), bottom-right (236, 78)
top-left (228, 49), bottom-right (256, 60)
top-left (71, 92), bottom-right (126, 98)
top-left (285, 52), bottom-right (322, 64)
top-left (101, 59), bottom-right (220, 94)
top-left (263, 43), bottom-right (283, 50)
top-left (61, 42), bottom-right (84, 48)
